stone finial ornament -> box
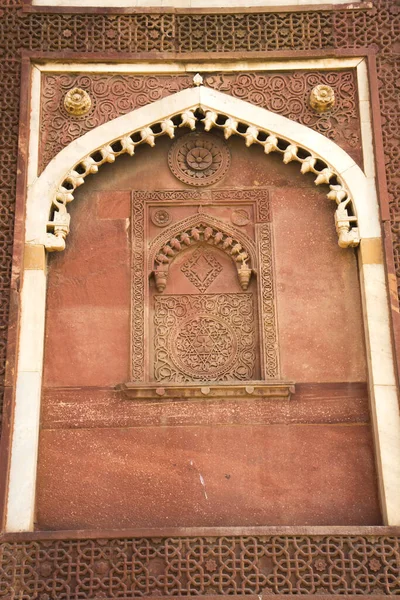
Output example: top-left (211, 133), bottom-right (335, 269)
top-left (64, 87), bottom-right (92, 116)
top-left (193, 73), bottom-right (203, 87)
top-left (309, 84), bottom-right (335, 113)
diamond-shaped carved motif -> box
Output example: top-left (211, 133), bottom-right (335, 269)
top-left (181, 247), bottom-right (223, 293)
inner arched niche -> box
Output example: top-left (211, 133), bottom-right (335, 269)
top-left (37, 128), bottom-right (381, 530)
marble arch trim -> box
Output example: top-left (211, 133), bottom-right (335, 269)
top-left (5, 82), bottom-right (400, 531)
top-left (27, 86), bottom-right (377, 250)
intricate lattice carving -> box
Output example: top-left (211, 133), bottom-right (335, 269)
top-left (154, 293), bottom-right (256, 382)
top-left (0, 533), bottom-right (399, 597)
top-left (168, 133), bottom-right (231, 186)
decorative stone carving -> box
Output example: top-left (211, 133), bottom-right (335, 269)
top-left (46, 102), bottom-right (359, 253)
top-left (3, 531), bottom-right (400, 597)
top-left (193, 73), bottom-right (203, 87)
top-left (131, 190), bottom-right (276, 384)
top-left (259, 224), bottom-right (279, 378)
top-left (168, 133), bottom-right (231, 186)
top-left (154, 293), bottom-right (256, 382)
top-left (334, 198), bottom-right (359, 248)
top-left (39, 71), bottom-right (360, 173)
top-left (149, 215), bottom-right (256, 293)
top-left (63, 87), bottom-right (92, 116)
top-left (231, 209), bottom-right (250, 226)
top-left (151, 209), bottom-right (172, 227)
top-left (181, 247), bottom-right (223, 292)
top-left (45, 199), bottom-right (71, 251)
top-left (309, 84), bottom-right (335, 113)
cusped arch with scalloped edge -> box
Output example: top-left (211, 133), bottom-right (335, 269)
top-left (149, 213), bottom-right (257, 292)
top-left (29, 86), bottom-right (365, 252)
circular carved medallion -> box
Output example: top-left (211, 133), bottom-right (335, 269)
top-left (151, 209), bottom-right (172, 227)
top-left (63, 87), bottom-right (92, 116)
top-left (231, 209), bottom-right (250, 226)
top-left (168, 133), bottom-right (230, 186)
top-left (169, 314), bottom-right (238, 379)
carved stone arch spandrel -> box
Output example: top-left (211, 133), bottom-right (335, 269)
top-left (27, 86), bottom-right (380, 255)
top-left (148, 213), bottom-right (257, 292)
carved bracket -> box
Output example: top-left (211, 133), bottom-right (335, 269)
top-left (46, 99), bottom-right (360, 252)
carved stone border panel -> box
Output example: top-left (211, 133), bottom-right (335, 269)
top-left (131, 189), bottom-right (278, 383)
top-left (1, 533), bottom-right (399, 597)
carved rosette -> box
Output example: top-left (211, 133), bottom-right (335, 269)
top-left (63, 88), bottom-right (92, 116)
top-left (168, 133), bottom-right (230, 186)
top-left (151, 209), bottom-right (172, 227)
top-left (309, 84), bottom-right (335, 113)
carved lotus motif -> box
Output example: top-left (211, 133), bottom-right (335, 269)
top-left (64, 87), bottom-right (92, 116)
top-left (309, 84), bottom-right (335, 113)
top-left (168, 133), bottom-right (230, 186)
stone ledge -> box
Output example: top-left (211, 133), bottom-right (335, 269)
top-left (116, 381), bottom-right (295, 400)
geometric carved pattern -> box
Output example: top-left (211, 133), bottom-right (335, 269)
top-left (131, 192), bottom-right (145, 382)
top-left (132, 189), bottom-right (273, 382)
top-left (206, 71), bottom-right (360, 163)
top-left (1, 534), bottom-right (400, 597)
top-left (39, 73), bottom-right (193, 172)
top-left (154, 293), bottom-right (256, 382)
top-left (150, 214), bottom-right (257, 294)
top-left (181, 246), bottom-right (223, 292)
top-left (168, 133), bottom-right (231, 186)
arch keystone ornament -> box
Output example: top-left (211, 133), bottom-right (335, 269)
top-left (27, 86), bottom-right (373, 255)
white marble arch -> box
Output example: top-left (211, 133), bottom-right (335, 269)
top-left (26, 86), bottom-right (379, 246)
top-left (6, 85), bottom-right (400, 531)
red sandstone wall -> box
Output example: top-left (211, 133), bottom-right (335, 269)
top-left (36, 135), bottom-right (380, 529)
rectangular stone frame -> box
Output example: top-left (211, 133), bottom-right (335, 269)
top-left (1, 53), bottom-right (399, 542)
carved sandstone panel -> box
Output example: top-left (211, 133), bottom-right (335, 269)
top-left (154, 293), bottom-right (256, 382)
top-left (1, 531), bottom-right (398, 597)
top-left (38, 70), bottom-right (361, 173)
top-left (133, 186), bottom-right (275, 383)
